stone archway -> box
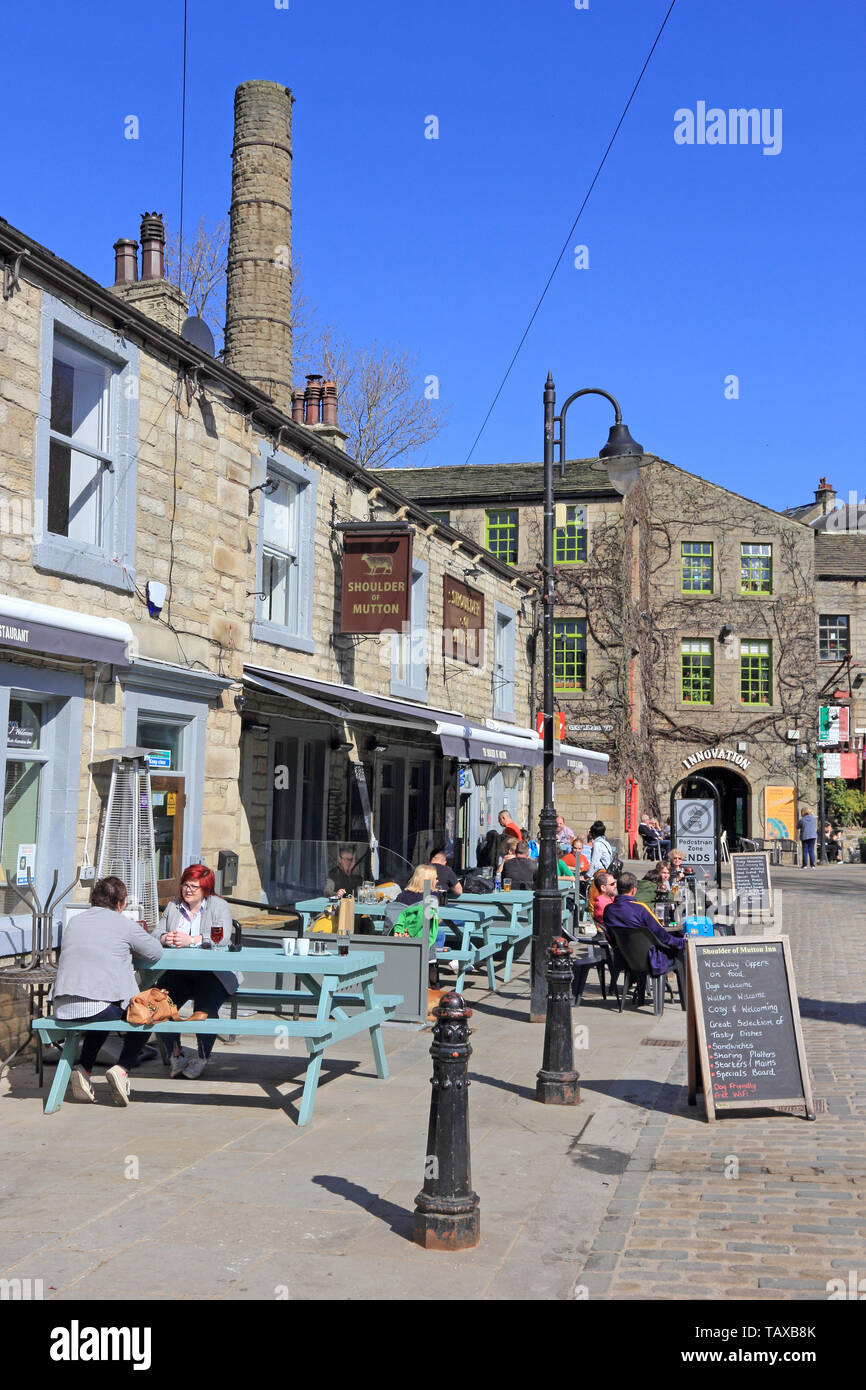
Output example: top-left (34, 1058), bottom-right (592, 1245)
top-left (681, 764), bottom-right (752, 846)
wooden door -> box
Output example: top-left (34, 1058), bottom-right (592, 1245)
top-left (150, 775), bottom-right (186, 908)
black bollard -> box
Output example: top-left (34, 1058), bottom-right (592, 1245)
top-left (535, 936), bottom-right (580, 1105)
top-left (413, 990), bottom-right (481, 1250)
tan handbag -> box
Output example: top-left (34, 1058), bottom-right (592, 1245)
top-left (126, 987), bottom-right (179, 1026)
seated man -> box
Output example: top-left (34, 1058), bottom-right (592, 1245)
top-left (638, 815), bottom-right (665, 858)
top-left (603, 872), bottom-right (685, 982)
top-left (502, 841), bottom-right (537, 887)
top-left (324, 845), bottom-right (362, 898)
top-left (430, 846), bottom-right (462, 898)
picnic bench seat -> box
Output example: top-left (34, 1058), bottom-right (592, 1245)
top-left (33, 981), bottom-right (402, 1126)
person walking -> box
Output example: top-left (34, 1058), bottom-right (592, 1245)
top-left (798, 807), bottom-right (818, 868)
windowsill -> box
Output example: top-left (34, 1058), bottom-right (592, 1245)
top-left (492, 708), bottom-right (515, 723)
top-left (252, 619), bottom-right (315, 655)
top-left (679, 591), bottom-right (714, 598)
top-left (34, 537), bottom-right (135, 592)
top-left (739, 591), bottom-right (773, 598)
top-left (390, 680), bottom-right (428, 704)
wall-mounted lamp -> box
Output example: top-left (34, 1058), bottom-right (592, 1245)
top-left (248, 477), bottom-right (279, 499)
top-left (331, 738), bottom-right (354, 752)
top-left (500, 765), bottom-right (524, 790)
top-left (719, 624), bottom-right (734, 643)
top-left (468, 760), bottom-right (495, 788)
top-left (234, 692), bottom-right (246, 715)
top-left (367, 738), bottom-right (388, 754)
top-left (242, 721), bottom-right (269, 736)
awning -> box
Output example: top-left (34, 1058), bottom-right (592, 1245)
top-left (437, 721), bottom-right (541, 767)
top-left (243, 665), bottom-right (543, 767)
top-left (0, 593), bottom-right (134, 666)
top-left (555, 743), bottom-right (610, 777)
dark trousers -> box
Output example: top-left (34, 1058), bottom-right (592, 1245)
top-left (157, 971), bottom-right (231, 1059)
top-left (801, 838), bottom-right (816, 867)
top-left (67, 1003), bottom-right (152, 1073)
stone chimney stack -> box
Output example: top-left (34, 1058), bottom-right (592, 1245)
top-left (224, 80), bottom-right (294, 413)
top-left (815, 477), bottom-right (836, 515)
top-left (108, 212), bottom-right (188, 332)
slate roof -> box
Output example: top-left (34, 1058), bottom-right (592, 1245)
top-left (815, 533), bottom-right (866, 579)
top-left (382, 459), bottom-right (621, 504)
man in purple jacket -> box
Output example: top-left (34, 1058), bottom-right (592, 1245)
top-left (603, 873), bottom-right (686, 998)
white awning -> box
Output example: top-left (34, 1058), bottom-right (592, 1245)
top-left (0, 594), bottom-right (135, 666)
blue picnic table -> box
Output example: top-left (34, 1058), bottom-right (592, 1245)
top-left (33, 945), bottom-right (400, 1126)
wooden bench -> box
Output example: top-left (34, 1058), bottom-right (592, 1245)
top-left (34, 944), bottom-right (401, 1126)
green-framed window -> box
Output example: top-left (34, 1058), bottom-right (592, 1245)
top-left (428, 510), bottom-right (451, 527)
top-left (554, 505), bottom-right (587, 565)
top-left (553, 618), bottom-right (587, 692)
top-left (740, 640), bottom-right (772, 704)
top-left (485, 508), bottom-right (518, 564)
top-left (741, 542), bottom-right (772, 594)
top-left (681, 541), bottom-right (713, 593)
top-left (681, 639), bottom-right (713, 704)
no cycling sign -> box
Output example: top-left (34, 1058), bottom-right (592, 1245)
top-left (675, 798), bottom-right (716, 865)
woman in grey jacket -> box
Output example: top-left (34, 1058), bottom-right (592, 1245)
top-left (156, 863), bottom-right (237, 1080)
top-left (53, 876), bottom-right (163, 1106)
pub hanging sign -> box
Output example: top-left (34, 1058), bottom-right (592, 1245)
top-left (443, 576), bottom-right (485, 667)
top-left (339, 528), bottom-right (413, 634)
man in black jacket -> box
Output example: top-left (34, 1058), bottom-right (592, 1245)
top-left (502, 842), bottom-right (537, 887)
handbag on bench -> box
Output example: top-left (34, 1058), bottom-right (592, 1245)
top-left (126, 987), bottom-right (180, 1026)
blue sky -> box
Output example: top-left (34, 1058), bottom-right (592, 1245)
top-left (2, 0), bottom-right (864, 509)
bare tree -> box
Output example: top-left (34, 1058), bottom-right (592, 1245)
top-left (165, 218), bottom-right (229, 338)
top-left (296, 327), bottom-right (447, 469)
top-left (164, 218), bottom-right (446, 467)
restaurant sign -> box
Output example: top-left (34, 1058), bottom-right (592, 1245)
top-left (339, 529), bottom-right (413, 634)
top-left (681, 745), bottom-right (751, 771)
top-left (442, 576), bottom-right (484, 666)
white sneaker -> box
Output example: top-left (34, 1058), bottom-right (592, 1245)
top-left (70, 1066), bottom-right (96, 1103)
top-left (447, 959), bottom-right (461, 973)
top-left (105, 1065), bottom-right (131, 1106)
top-left (170, 1050), bottom-right (192, 1079)
top-left (181, 1056), bottom-right (208, 1080)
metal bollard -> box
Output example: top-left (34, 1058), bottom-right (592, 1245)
top-left (413, 990), bottom-right (481, 1250)
top-left (535, 936), bottom-right (580, 1105)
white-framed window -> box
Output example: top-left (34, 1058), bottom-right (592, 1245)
top-left (391, 560), bottom-right (428, 702)
top-left (493, 602), bottom-right (516, 719)
top-left (35, 294), bottom-right (139, 589)
top-left (253, 444), bottom-right (318, 654)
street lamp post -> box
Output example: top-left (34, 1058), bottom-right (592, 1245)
top-left (530, 374), bottom-right (643, 1023)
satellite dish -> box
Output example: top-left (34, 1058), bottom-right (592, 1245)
top-left (180, 316), bottom-right (216, 356)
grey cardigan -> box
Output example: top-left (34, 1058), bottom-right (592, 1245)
top-left (55, 907), bottom-right (163, 1008)
top-left (158, 895), bottom-right (239, 994)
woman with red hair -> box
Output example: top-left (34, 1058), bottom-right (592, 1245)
top-left (156, 864), bottom-right (237, 1080)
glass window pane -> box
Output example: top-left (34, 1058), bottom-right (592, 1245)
top-left (1, 761), bottom-right (41, 882)
top-left (819, 614), bottom-right (849, 660)
top-left (681, 541), bottom-right (713, 593)
top-left (264, 550), bottom-right (291, 626)
top-left (263, 478), bottom-right (297, 553)
top-left (137, 720), bottom-right (183, 772)
top-left (52, 338), bottom-right (109, 450)
top-left (681, 640), bottom-right (713, 703)
top-left (553, 618), bottom-right (587, 691)
top-left (486, 509), bottom-right (518, 564)
top-left (7, 698), bottom-right (43, 751)
top-left (47, 439), bottom-right (103, 544)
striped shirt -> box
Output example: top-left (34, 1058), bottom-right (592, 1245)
top-left (54, 995), bottom-right (113, 1020)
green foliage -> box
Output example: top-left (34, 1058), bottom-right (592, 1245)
top-left (823, 777), bottom-right (866, 828)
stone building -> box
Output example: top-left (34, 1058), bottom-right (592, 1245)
top-left (386, 458), bottom-right (864, 850)
top-left (0, 75), bottom-right (612, 1043)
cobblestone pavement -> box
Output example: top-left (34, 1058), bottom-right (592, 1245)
top-left (575, 865), bottom-right (866, 1300)
top-left (0, 865), bottom-right (862, 1302)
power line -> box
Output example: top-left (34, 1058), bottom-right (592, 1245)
top-left (178, 0), bottom-right (189, 259)
top-left (461, 0), bottom-right (679, 467)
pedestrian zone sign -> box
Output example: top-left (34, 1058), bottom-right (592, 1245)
top-left (675, 798), bottom-right (716, 865)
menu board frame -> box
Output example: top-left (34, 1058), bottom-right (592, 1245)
top-left (729, 850), bottom-right (773, 917)
top-left (686, 934), bottom-right (815, 1122)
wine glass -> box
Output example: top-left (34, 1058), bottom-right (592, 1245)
top-left (211, 924), bottom-right (225, 950)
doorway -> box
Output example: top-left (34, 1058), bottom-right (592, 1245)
top-left (150, 775), bottom-right (186, 906)
top-left (681, 767), bottom-right (750, 848)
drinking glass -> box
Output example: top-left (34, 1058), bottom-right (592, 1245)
top-left (210, 924), bottom-right (225, 950)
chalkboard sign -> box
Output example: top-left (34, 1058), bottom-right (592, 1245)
top-left (686, 936), bottom-right (814, 1121)
top-left (730, 851), bottom-right (773, 917)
